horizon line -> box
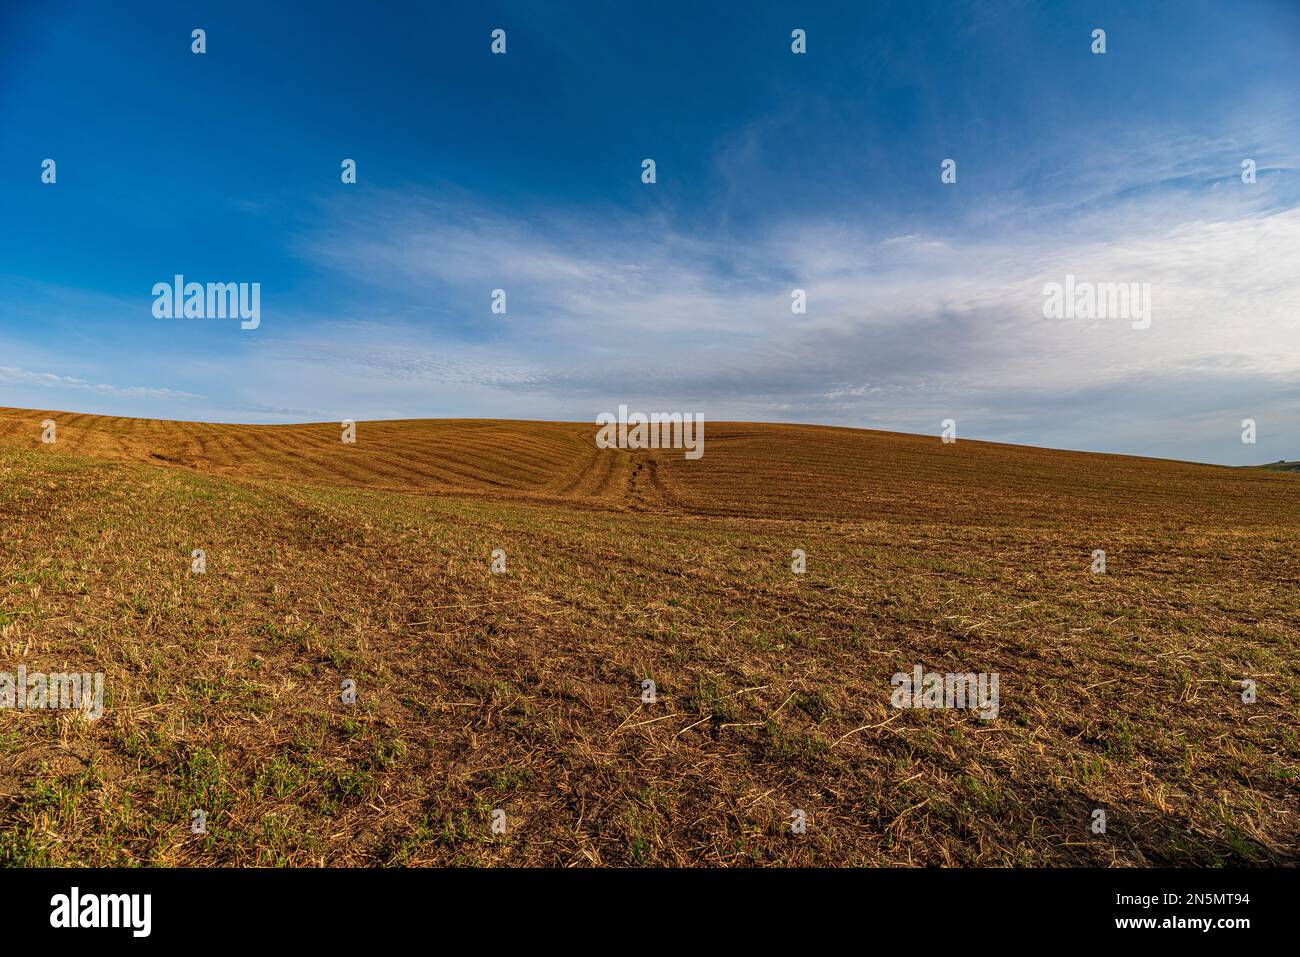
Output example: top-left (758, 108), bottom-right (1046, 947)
top-left (2, 403), bottom-right (1284, 471)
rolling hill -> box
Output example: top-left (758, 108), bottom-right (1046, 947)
top-left (0, 406), bottom-right (1296, 866)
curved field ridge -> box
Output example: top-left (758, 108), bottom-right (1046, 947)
top-left (0, 410), bottom-right (609, 501)
top-left (1, 409), bottom-right (1295, 526)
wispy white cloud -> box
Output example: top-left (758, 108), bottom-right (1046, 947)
top-left (272, 169), bottom-right (1300, 464)
top-left (0, 365), bottom-right (203, 401)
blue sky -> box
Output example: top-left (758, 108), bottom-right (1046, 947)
top-left (1, 0), bottom-right (1298, 464)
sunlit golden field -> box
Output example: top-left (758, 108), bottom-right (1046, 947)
top-left (0, 407), bottom-right (1296, 865)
